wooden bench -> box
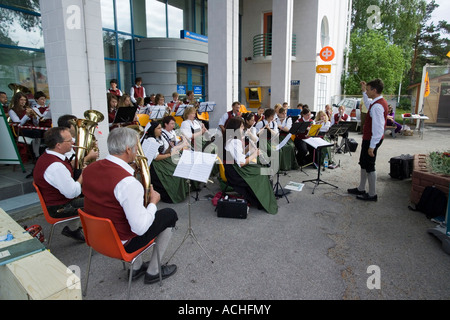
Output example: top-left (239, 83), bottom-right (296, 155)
top-left (0, 208), bottom-right (81, 300)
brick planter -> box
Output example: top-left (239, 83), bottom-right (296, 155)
top-left (411, 154), bottom-right (450, 204)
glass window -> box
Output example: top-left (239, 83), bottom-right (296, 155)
top-left (146, 0), bottom-right (167, 37)
top-left (116, 0), bottom-right (132, 33)
top-left (167, 0), bottom-right (184, 38)
top-left (0, 46), bottom-right (48, 98)
top-left (0, 0), bottom-right (40, 12)
top-left (0, 7), bottom-right (43, 49)
top-left (104, 60), bottom-right (118, 89)
top-left (117, 33), bottom-right (132, 60)
top-left (100, 0), bottom-right (115, 30)
top-left (177, 66), bottom-right (188, 86)
top-left (320, 16), bottom-right (330, 48)
top-left (119, 61), bottom-right (133, 93)
top-left (103, 30), bottom-right (116, 59)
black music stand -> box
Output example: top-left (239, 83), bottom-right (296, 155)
top-left (334, 122), bottom-right (353, 155)
top-left (273, 171), bottom-right (290, 203)
top-left (198, 101), bottom-right (215, 113)
top-left (175, 104), bottom-right (188, 117)
top-left (112, 106), bottom-right (138, 124)
top-left (289, 121), bottom-right (312, 175)
top-left (302, 137), bottom-right (338, 194)
top-left (150, 106), bottom-right (166, 121)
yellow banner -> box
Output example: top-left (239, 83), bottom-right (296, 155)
top-left (424, 72), bottom-right (430, 97)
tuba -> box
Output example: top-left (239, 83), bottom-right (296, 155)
top-left (70, 110), bottom-right (104, 169)
top-left (127, 124), bottom-right (152, 206)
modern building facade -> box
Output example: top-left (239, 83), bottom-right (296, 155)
top-left (0, 0), bottom-right (350, 154)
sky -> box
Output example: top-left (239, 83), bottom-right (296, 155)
top-left (429, 0), bottom-right (450, 26)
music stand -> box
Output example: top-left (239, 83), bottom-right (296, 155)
top-left (175, 104), bottom-right (188, 117)
top-left (335, 122), bottom-right (353, 155)
top-left (198, 101), bottom-right (215, 113)
top-left (150, 106), bottom-right (166, 121)
top-left (289, 121), bottom-right (313, 175)
top-left (302, 137), bottom-right (338, 194)
top-left (167, 150), bottom-right (216, 264)
top-left (113, 106), bottom-right (138, 124)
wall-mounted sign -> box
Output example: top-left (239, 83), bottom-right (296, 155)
top-left (177, 85), bottom-right (186, 95)
top-left (316, 65), bottom-right (332, 73)
top-left (193, 85), bottom-right (203, 95)
top-left (180, 30), bottom-right (208, 43)
top-left (291, 80), bottom-right (300, 86)
top-left (319, 46), bottom-right (335, 62)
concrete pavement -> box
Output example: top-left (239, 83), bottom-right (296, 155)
top-left (4, 125), bottom-right (450, 300)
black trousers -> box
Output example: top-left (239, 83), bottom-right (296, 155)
top-left (358, 139), bottom-right (383, 173)
top-left (125, 208), bottom-right (178, 253)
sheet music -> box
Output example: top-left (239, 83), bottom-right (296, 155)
top-left (173, 150), bottom-right (217, 183)
top-left (150, 106), bottom-right (166, 119)
top-left (303, 137), bottom-right (333, 149)
top-left (141, 138), bottom-right (161, 165)
top-left (175, 104), bottom-right (188, 117)
top-left (276, 134), bottom-right (292, 151)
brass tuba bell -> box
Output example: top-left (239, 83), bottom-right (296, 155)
top-left (71, 110), bottom-right (105, 169)
top-left (127, 124), bottom-right (152, 206)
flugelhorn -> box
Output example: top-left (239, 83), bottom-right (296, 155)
top-left (26, 106), bottom-right (45, 122)
top-left (127, 124), bottom-right (152, 206)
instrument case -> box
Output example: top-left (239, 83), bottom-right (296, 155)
top-left (217, 197), bottom-right (248, 219)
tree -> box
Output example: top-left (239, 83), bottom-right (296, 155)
top-left (343, 30), bottom-right (406, 95)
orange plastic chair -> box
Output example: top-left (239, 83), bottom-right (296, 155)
top-left (32, 182), bottom-right (80, 249)
top-left (78, 208), bottom-right (161, 299)
top-left (136, 114), bottom-right (150, 127)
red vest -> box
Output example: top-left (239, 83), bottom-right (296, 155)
top-left (363, 97), bottom-right (388, 141)
top-left (82, 159), bottom-right (137, 242)
top-left (224, 111), bottom-right (240, 128)
top-left (33, 152), bottom-right (74, 206)
top-left (133, 86), bottom-right (144, 99)
top-left (334, 113), bottom-right (349, 123)
top-left (108, 89), bottom-right (121, 96)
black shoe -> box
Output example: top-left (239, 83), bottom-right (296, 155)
top-left (130, 261), bottom-right (149, 281)
top-left (347, 188), bottom-right (366, 195)
top-left (144, 264), bottom-right (177, 284)
top-left (61, 226), bottom-right (85, 242)
top-left (356, 193), bottom-right (378, 202)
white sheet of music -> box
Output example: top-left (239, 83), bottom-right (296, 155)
top-left (173, 150), bottom-right (216, 183)
top-left (141, 138), bottom-right (160, 166)
top-left (303, 137), bottom-right (333, 149)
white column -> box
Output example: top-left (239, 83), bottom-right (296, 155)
top-left (40, 0), bottom-right (108, 157)
top-left (270, 0), bottom-right (294, 107)
top-left (208, 0), bottom-right (239, 127)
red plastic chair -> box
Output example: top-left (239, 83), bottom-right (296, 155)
top-left (78, 209), bottom-right (161, 299)
top-left (32, 182), bottom-right (80, 249)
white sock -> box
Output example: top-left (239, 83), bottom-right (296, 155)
top-left (147, 228), bottom-right (173, 275)
top-left (358, 169), bottom-right (367, 191)
top-left (367, 171), bottom-right (377, 197)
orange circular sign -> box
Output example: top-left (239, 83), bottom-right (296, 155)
top-left (319, 46), bottom-right (335, 62)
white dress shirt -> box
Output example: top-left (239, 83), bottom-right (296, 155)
top-left (180, 119), bottom-right (202, 139)
top-left (43, 149), bottom-right (81, 199)
top-left (363, 92), bottom-right (386, 149)
top-left (225, 138), bottom-right (246, 167)
top-left (105, 155), bottom-right (157, 241)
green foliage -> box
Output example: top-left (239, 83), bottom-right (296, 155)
top-left (343, 30), bottom-right (407, 95)
top-left (428, 151), bottom-right (450, 176)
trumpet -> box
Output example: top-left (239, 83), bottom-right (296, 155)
top-left (26, 106), bottom-right (45, 122)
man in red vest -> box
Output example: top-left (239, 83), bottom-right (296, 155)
top-left (218, 101), bottom-right (241, 134)
top-left (348, 79), bottom-right (388, 201)
top-left (33, 127), bottom-right (85, 241)
top-left (130, 77), bottom-right (146, 105)
top-left (82, 127), bottom-right (178, 284)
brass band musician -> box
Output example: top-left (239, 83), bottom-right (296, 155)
top-left (82, 127), bottom-right (178, 284)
